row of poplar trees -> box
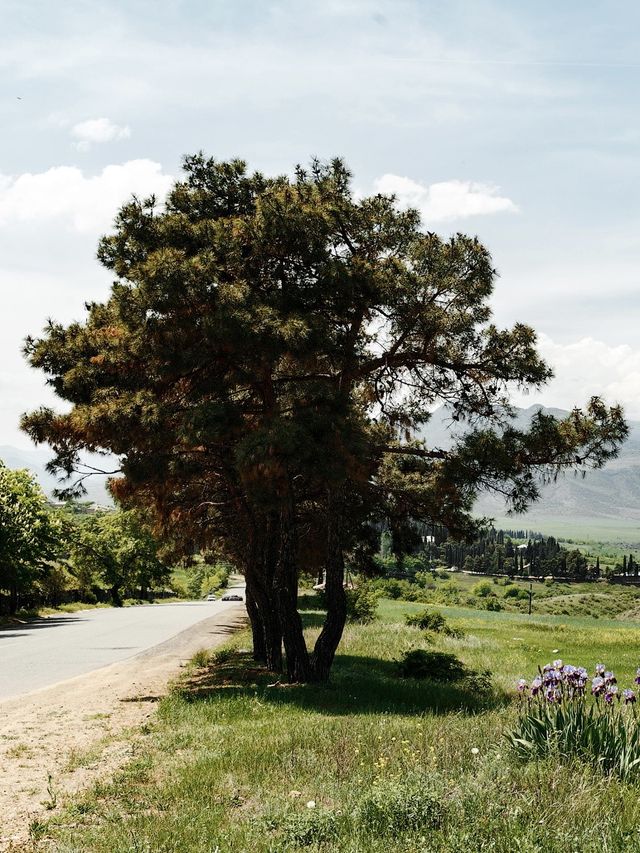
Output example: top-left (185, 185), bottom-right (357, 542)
top-left (21, 155), bottom-right (627, 681)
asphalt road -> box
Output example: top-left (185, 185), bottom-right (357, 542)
top-left (0, 594), bottom-right (244, 701)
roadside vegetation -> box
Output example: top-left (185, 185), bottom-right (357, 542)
top-left (34, 593), bottom-right (640, 852)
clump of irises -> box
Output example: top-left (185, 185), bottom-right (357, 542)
top-left (516, 660), bottom-right (638, 709)
top-left (507, 662), bottom-right (640, 780)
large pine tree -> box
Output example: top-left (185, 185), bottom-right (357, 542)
top-left (22, 155), bottom-right (627, 680)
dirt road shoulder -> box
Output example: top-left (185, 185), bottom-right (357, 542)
top-left (0, 605), bottom-right (246, 850)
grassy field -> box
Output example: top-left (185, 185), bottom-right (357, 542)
top-left (488, 513), bottom-right (640, 547)
top-left (32, 596), bottom-right (640, 852)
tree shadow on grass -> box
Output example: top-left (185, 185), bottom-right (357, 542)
top-left (176, 650), bottom-right (509, 717)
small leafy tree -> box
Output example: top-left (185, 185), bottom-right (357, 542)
top-left (68, 511), bottom-right (169, 605)
top-left (0, 462), bottom-right (61, 614)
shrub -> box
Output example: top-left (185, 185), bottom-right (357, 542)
top-left (355, 777), bottom-right (443, 834)
top-left (472, 580), bottom-right (493, 598)
top-left (406, 609), bottom-right (446, 631)
top-left (345, 585), bottom-right (378, 624)
top-left (503, 584), bottom-right (521, 598)
top-left (405, 608), bottom-right (465, 638)
top-left (485, 598), bottom-right (502, 611)
top-left (398, 649), bottom-right (468, 681)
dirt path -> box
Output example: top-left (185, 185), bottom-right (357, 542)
top-left (0, 605), bottom-right (246, 850)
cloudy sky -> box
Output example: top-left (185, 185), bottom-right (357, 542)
top-left (1, 0), bottom-right (640, 447)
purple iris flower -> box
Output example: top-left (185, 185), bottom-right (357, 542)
top-left (604, 685), bottom-right (619, 704)
top-left (553, 659), bottom-right (564, 670)
top-left (604, 671), bottom-right (617, 685)
top-left (623, 689), bottom-right (637, 705)
top-left (635, 668), bottom-right (640, 686)
top-left (592, 676), bottom-right (605, 696)
top-left (531, 676), bottom-right (542, 696)
top-left (517, 679), bottom-right (528, 693)
top-left (595, 664), bottom-right (606, 676)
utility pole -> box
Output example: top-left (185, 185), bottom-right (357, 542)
top-left (528, 582), bottom-right (534, 615)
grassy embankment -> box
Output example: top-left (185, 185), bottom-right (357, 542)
top-left (31, 590), bottom-right (640, 852)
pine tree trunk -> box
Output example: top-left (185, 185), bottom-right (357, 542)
top-left (244, 583), bottom-right (266, 663)
top-left (311, 489), bottom-right (347, 682)
top-left (245, 532), bottom-right (283, 672)
top-left (274, 501), bottom-right (311, 682)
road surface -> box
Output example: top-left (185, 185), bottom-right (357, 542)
top-left (0, 594), bottom-right (244, 701)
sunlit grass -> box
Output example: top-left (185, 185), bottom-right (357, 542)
top-left (38, 597), bottom-right (640, 852)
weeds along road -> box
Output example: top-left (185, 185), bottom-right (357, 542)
top-left (0, 591), bottom-right (245, 701)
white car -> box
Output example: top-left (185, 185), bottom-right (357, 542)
top-left (205, 593), bottom-right (217, 601)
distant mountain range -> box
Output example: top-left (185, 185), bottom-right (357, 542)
top-left (0, 445), bottom-right (114, 505)
top-left (421, 404), bottom-right (640, 529)
top-left (3, 403), bottom-right (639, 535)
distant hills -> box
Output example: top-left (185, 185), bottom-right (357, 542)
top-left (421, 405), bottom-right (640, 535)
top-left (0, 445), bottom-right (114, 506)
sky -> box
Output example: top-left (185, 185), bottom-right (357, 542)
top-left (1, 0), bottom-right (640, 447)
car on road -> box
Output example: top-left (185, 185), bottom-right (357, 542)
top-left (221, 592), bottom-right (243, 602)
top-left (205, 594), bottom-right (217, 601)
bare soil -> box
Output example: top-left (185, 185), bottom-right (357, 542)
top-left (0, 605), bottom-right (246, 850)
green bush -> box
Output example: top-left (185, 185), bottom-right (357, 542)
top-left (405, 608), bottom-right (465, 638)
top-left (503, 584), bottom-right (521, 598)
top-left (398, 649), bottom-right (468, 681)
top-left (345, 585), bottom-right (378, 624)
top-left (355, 777), bottom-right (443, 834)
top-left (485, 598), bottom-right (502, 611)
top-left (472, 580), bottom-right (493, 598)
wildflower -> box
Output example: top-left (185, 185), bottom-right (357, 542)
top-left (531, 676), bottom-right (542, 696)
top-left (545, 687), bottom-right (560, 703)
top-left (635, 668), bottom-right (640, 685)
top-left (306, 800), bottom-right (316, 809)
top-left (553, 659), bottom-right (564, 670)
top-left (604, 671), bottom-right (617, 685)
top-left (591, 676), bottom-right (605, 696)
top-left (517, 679), bottom-right (528, 693)
top-left (595, 663), bottom-right (605, 675)
top-left (623, 689), bottom-right (637, 704)
top-left (604, 685), bottom-right (619, 704)
top-left (471, 747), bottom-right (479, 755)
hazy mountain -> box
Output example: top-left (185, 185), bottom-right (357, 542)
top-left (0, 445), bottom-right (114, 506)
top-left (421, 404), bottom-right (640, 524)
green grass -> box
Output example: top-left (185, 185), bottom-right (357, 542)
top-left (488, 513), bottom-right (640, 546)
top-left (34, 596), bottom-right (640, 852)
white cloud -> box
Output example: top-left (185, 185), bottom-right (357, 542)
top-left (0, 160), bottom-right (173, 233)
top-left (512, 334), bottom-right (640, 420)
top-left (373, 174), bottom-right (518, 223)
top-left (71, 117), bottom-right (130, 151)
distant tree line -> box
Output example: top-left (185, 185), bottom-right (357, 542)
top-left (378, 526), bottom-right (607, 581)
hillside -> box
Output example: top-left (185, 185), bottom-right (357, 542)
top-left (0, 445), bottom-right (114, 506)
top-left (421, 404), bottom-right (640, 539)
